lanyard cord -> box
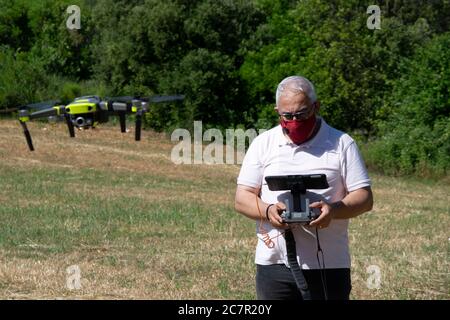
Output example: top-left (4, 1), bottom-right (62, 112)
top-left (255, 195), bottom-right (328, 300)
top-left (315, 227), bottom-right (328, 300)
top-left (255, 196), bottom-right (275, 248)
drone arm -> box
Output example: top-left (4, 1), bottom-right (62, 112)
top-left (18, 106), bottom-right (65, 151)
top-left (28, 106), bottom-right (62, 120)
top-left (109, 102), bottom-right (132, 112)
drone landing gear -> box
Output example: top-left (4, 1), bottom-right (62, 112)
top-left (135, 109), bottom-right (143, 141)
top-left (65, 114), bottom-right (75, 137)
top-left (118, 111), bottom-right (127, 133)
top-left (19, 120), bottom-right (34, 151)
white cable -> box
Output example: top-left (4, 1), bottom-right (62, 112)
top-left (301, 224), bottom-right (317, 238)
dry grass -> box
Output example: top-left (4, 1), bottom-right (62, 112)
top-left (0, 119), bottom-right (449, 299)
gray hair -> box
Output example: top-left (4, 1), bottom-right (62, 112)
top-left (275, 76), bottom-right (317, 107)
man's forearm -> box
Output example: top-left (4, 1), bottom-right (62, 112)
top-left (235, 189), bottom-right (270, 221)
top-left (331, 187), bottom-right (373, 219)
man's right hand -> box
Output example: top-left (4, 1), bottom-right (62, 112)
top-left (267, 202), bottom-right (289, 229)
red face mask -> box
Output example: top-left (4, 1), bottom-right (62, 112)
top-left (280, 114), bottom-right (316, 145)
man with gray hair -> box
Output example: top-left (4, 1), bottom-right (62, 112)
top-left (235, 75), bottom-right (373, 300)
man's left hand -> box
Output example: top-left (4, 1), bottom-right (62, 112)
top-left (308, 200), bottom-right (335, 229)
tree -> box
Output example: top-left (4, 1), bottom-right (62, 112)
top-left (90, 0), bottom-right (265, 129)
top-left (240, 0), bottom-right (446, 133)
top-left (364, 32), bottom-right (450, 177)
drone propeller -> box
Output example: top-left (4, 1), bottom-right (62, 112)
top-left (145, 95), bottom-right (185, 103)
top-left (105, 95), bottom-right (185, 104)
top-left (104, 96), bottom-right (136, 103)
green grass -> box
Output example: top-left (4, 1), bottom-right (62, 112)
top-left (0, 120), bottom-right (448, 299)
top-left (0, 165), bottom-right (250, 252)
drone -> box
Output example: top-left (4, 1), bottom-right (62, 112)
top-left (18, 94), bottom-right (184, 151)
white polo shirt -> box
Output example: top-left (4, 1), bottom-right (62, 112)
top-left (237, 118), bottom-right (371, 269)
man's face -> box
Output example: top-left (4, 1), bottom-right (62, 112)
top-left (276, 90), bottom-right (318, 121)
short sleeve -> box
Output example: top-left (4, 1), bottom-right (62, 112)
top-left (237, 136), bottom-right (264, 188)
top-left (341, 141), bottom-right (371, 192)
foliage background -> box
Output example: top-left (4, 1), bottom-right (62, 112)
top-left (0, 0), bottom-right (448, 178)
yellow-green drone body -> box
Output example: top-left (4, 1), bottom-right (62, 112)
top-left (18, 95), bottom-right (184, 151)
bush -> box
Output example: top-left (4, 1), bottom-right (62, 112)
top-left (0, 47), bottom-right (50, 108)
top-left (364, 33), bottom-right (450, 178)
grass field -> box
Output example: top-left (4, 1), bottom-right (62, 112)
top-left (0, 119), bottom-right (448, 299)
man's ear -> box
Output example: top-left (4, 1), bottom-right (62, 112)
top-left (314, 101), bottom-right (320, 113)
